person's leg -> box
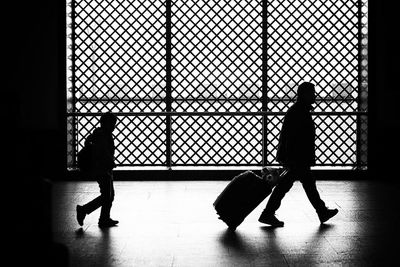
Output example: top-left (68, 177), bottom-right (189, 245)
top-left (298, 167), bottom-right (327, 213)
top-left (259, 171), bottom-right (295, 226)
top-left (76, 177), bottom-right (104, 226)
top-left (263, 171), bottom-right (295, 214)
top-left (98, 172), bottom-right (118, 227)
top-left (81, 196), bottom-right (103, 215)
top-left (98, 174), bottom-right (114, 222)
top-left (298, 167), bottom-right (338, 223)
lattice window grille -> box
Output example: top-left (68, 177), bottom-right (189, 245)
top-left (66, 0), bottom-right (368, 169)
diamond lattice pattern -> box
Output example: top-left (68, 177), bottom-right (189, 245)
top-left (67, 0), bottom-right (367, 167)
top-left (265, 0), bottom-right (364, 165)
top-left (172, 0), bottom-right (263, 112)
top-left (172, 116), bottom-right (263, 165)
top-left (73, 0), bottom-right (166, 113)
top-left (266, 0), bottom-right (359, 112)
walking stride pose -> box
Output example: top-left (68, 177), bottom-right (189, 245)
top-left (258, 82), bottom-right (338, 226)
top-left (76, 112), bottom-right (119, 228)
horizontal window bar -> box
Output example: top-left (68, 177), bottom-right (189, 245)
top-left (67, 111), bottom-right (368, 116)
top-left (75, 98), bottom-right (360, 102)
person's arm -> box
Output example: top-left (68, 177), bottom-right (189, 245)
top-left (92, 132), bottom-right (115, 171)
top-left (276, 111), bottom-right (294, 165)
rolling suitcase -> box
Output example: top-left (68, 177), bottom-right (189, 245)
top-left (213, 167), bottom-right (287, 230)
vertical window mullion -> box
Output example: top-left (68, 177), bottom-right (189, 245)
top-left (356, 0), bottom-right (362, 169)
top-left (165, 0), bottom-right (172, 168)
top-left (70, 0), bottom-right (77, 167)
top-left (262, 0), bottom-right (268, 166)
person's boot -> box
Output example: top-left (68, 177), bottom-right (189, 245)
top-left (76, 205), bottom-right (86, 226)
top-left (258, 212), bottom-right (284, 227)
top-left (98, 218), bottom-right (119, 228)
top-left (318, 208), bottom-right (338, 224)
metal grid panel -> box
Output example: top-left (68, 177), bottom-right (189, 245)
top-left (66, 0), bottom-right (368, 169)
top-left (266, 0), bottom-right (359, 112)
top-left (171, 0), bottom-right (263, 112)
top-left (264, 115), bottom-right (284, 164)
top-left (314, 115), bottom-right (357, 165)
top-left (170, 0), bottom-right (263, 166)
top-left (171, 115), bottom-right (263, 166)
top-left (67, 0), bottom-right (167, 166)
top-left (265, 0), bottom-right (366, 166)
top-left (72, 0), bottom-right (166, 113)
top-left (114, 116), bottom-right (167, 165)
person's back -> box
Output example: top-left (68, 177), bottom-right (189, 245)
top-left (276, 101), bottom-right (315, 167)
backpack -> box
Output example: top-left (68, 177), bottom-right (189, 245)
top-left (77, 133), bottom-right (94, 172)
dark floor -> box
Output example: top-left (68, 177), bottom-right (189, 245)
top-left (52, 179), bottom-right (399, 266)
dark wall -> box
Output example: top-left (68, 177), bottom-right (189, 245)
top-left (3, 0), bottom-right (66, 181)
top-left (2, 0), bottom-right (399, 181)
top-left (4, 3), bottom-right (69, 264)
top-left (368, 1), bottom-right (400, 180)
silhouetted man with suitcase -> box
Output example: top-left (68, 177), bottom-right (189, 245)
top-left (259, 82), bottom-right (338, 226)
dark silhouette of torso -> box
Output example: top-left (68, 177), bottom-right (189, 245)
top-left (91, 127), bottom-right (116, 174)
top-left (276, 101), bottom-right (315, 167)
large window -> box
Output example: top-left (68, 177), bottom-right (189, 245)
top-left (66, 0), bottom-right (368, 169)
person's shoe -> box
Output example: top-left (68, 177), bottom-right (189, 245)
top-left (76, 205), bottom-right (86, 226)
top-left (258, 213), bottom-right (284, 227)
top-left (318, 208), bottom-right (338, 224)
top-left (98, 218), bottom-right (119, 228)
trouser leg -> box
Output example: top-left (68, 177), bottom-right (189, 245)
top-left (298, 168), bottom-right (326, 213)
top-left (99, 173), bottom-right (115, 221)
top-left (81, 172), bottom-right (114, 218)
top-left (263, 171), bottom-right (295, 214)
top-left (82, 195), bottom-right (103, 215)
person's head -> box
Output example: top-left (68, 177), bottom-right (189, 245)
top-left (297, 82), bottom-right (316, 106)
top-left (100, 112), bottom-right (117, 133)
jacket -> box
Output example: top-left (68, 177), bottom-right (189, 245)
top-left (90, 127), bottom-right (116, 172)
top-left (276, 101), bottom-right (316, 167)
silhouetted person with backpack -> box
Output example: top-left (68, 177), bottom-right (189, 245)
top-left (258, 82), bottom-right (338, 226)
top-left (76, 112), bottom-right (119, 228)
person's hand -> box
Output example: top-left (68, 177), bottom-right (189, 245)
top-left (262, 167), bottom-right (289, 187)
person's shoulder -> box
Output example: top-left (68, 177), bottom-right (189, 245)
top-left (286, 103), bottom-right (307, 122)
top-left (286, 103), bottom-right (297, 116)
top-left (289, 102), bottom-right (309, 114)
top-left (92, 127), bottom-right (102, 135)
top-left (92, 127), bottom-right (107, 139)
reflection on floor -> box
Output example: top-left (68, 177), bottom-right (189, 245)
top-left (52, 180), bottom-right (399, 266)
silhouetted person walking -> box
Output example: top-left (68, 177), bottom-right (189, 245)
top-left (76, 112), bottom-right (119, 228)
top-left (258, 82), bottom-right (338, 226)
